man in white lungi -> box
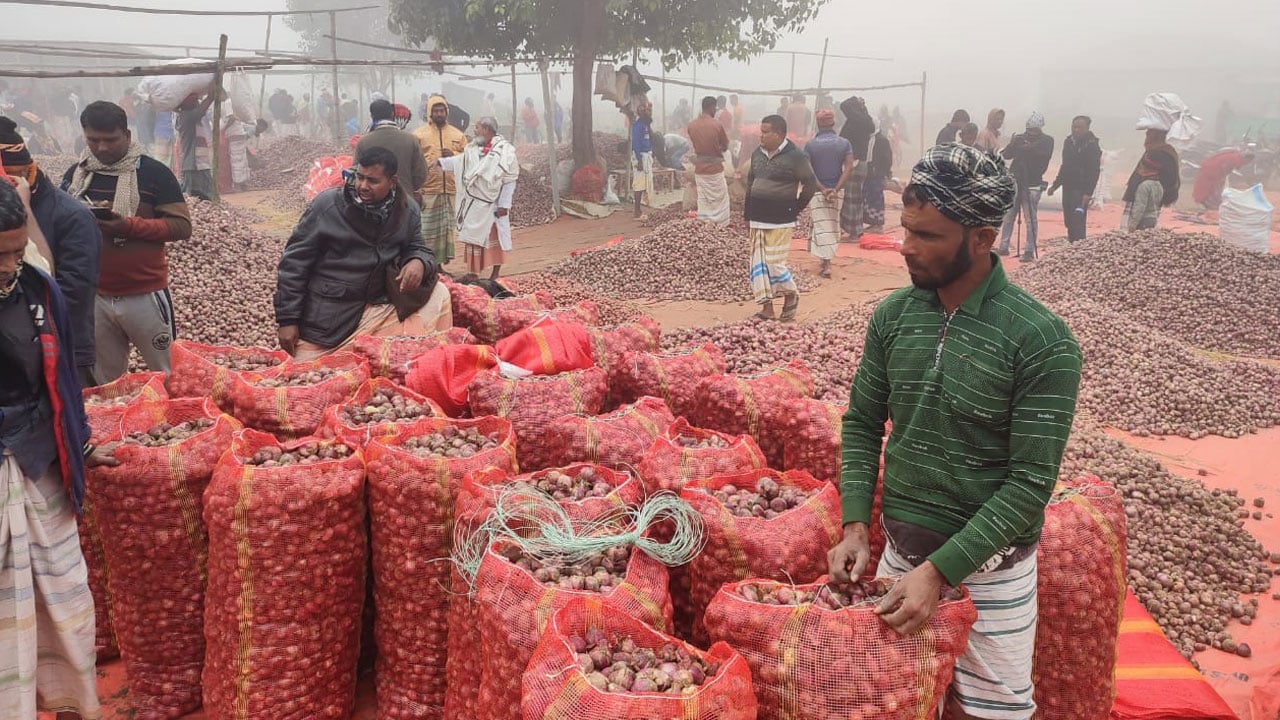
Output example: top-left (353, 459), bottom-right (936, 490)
top-left (432, 116), bottom-right (518, 281)
top-left (1, 177), bottom-right (116, 720)
top-left (687, 96), bottom-right (731, 226)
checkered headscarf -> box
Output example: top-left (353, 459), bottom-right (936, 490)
top-left (908, 143), bottom-right (1015, 228)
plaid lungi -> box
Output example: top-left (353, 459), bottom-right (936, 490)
top-left (421, 192), bottom-right (457, 265)
top-left (807, 193), bottom-right (839, 260)
top-left (0, 453), bottom-right (101, 719)
top-left (840, 169), bottom-right (867, 235)
top-left (863, 174), bottom-right (886, 226)
top-left (749, 226), bottom-right (797, 303)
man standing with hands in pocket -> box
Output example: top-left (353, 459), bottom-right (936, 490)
top-left (828, 144), bottom-right (1082, 720)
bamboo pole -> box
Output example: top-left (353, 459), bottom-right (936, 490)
top-left (210, 34), bottom-right (228, 203)
top-left (330, 11), bottom-right (341, 141)
top-left (919, 70), bottom-right (927, 161)
top-left (510, 65), bottom-right (518, 139)
top-left (816, 37), bottom-right (829, 107)
top-left (0, 0), bottom-right (377, 15)
top-left (539, 60), bottom-right (560, 217)
top-left (257, 15), bottom-right (271, 114)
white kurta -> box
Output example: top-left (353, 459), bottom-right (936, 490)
top-left (440, 137), bottom-right (519, 251)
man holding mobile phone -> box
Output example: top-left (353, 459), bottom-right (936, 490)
top-left (62, 101), bottom-right (191, 384)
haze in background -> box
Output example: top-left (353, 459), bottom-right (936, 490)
top-left (13, 0), bottom-right (1280, 143)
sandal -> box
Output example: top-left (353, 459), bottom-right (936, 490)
top-left (779, 294), bottom-right (800, 322)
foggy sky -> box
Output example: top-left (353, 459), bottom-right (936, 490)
top-left (14, 0), bottom-right (1280, 133)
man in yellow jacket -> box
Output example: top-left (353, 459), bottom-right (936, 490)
top-left (413, 95), bottom-right (468, 266)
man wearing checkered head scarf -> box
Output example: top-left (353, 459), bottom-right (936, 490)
top-left (996, 111), bottom-right (1054, 261)
top-left (830, 141), bottom-right (1082, 720)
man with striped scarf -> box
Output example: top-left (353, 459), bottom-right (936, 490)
top-left (829, 143), bottom-right (1082, 720)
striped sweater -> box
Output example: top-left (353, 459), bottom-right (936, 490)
top-left (840, 255), bottom-right (1082, 584)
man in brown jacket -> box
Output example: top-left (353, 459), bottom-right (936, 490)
top-left (413, 95), bottom-right (468, 266)
top-left (355, 99), bottom-right (428, 205)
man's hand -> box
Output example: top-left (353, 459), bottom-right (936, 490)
top-left (822, 188), bottom-right (838, 202)
top-left (440, 148), bottom-right (455, 158)
top-left (396, 258), bottom-right (426, 293)
top-left (827, 522), bottom-right (871, 583)
top-left (12, 175), bottom-right (32, 207)
top-left (96, 212), bottom-right (129, 238)
top-left (86, 442), bottom-right (120, 468)
top-left (1081, 195), bottom-right (1092, 206)
top-left (495, 208), bottom-right (509, 218)
top-left (876, 560), bottom-right (945, 636)
top-left (1046, 183), bottom-right (1059, 197)
top-left (277, 324), bottom-right (300, 355)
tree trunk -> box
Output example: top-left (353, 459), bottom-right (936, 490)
top-left (571, 0), bottom-right (604, 169)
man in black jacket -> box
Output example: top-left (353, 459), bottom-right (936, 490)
top-left (275, 146), bottom-right (442, 360)
top-left (1, 116), bottom-right (100, 385)
top-left (838, 95), bottom-right (876, 240)
top-left (1048, 116), bottom-right (1102, 242)
top-left (745, 114), bottom-right (820, 322)
top-left (997, 112), bottom-right (1054, 261)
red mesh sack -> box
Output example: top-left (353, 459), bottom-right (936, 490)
top-left (474, 540), bottom-right (674, 720)
top-left (458, 464), bottom-right (643, 529)
top-left (585, 317), bottom-right (661, 374)
top-left (494, 319), bottom-right (596, 376)
top-left (83, 371), bottom-right (167, 443)
top-left (77, 495), bottom-right (118, 661)
top-left (453, 290), bottom-right (556, 344)
top-left (569, 164), bottom-right (605, 202)
top-left (350, 328), bottom-right (477, 383)
top-left (636, 418), bottom-right (767, 494)
top-left (167, 340), bottom-right (288, 409)
top-left (543, 397), bottom-right (675, 468)
top-left (364, 416), bottom-right (518, 720)
top-left (203, 430), bottom-right (367, 720)
top-left (680, 469), bottom-right (842, 645)
top-left (495, 301), bottom-right (600, 342)
top-left (690, 359), bottom-right (815, 468)
top-left (318, 377), bottom-right (444, 446)
top-left (89, 398), bottom-right (240, 718)
top-left (445, 461), bottom-right (637, 720)
top-left (781, 398), bottom-right (843, 481)
top-left (405, 344), bottom-right (499, 417)
top-left (1033, 476), bottom-right (1127, 720)
top-left (613, 344), bottom-right (725, 421)
top-left (704, 576), bottom-right (977, 720)
top-left (467, 366), bottom-right (609, 471)
top-left (228, 352), bottom-right (369, 439)
top-left (522, 596), bottom-right (757, 720)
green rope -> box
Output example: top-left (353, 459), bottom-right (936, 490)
top-left (450, 487), bottom-right (705, 594)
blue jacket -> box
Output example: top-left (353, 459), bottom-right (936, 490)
top-left (18, 266), bottom-right (91, 511)
top-left (31, 170), bottom-right (100, 369)
top-left (631, 118), bottom-right (653, 161)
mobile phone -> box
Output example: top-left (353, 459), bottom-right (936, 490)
top-left (90, 206), bottom-right (115, 220)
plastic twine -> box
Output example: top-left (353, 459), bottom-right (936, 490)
top-left (450, 487), bottom-right (705, 594)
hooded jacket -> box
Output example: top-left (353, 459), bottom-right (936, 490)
top-left (413, 95), bottom-right (469, 195)
top-left (274, 185), bottom-right (437, 348)
top-left (839, 96), bottom-right (876, 163)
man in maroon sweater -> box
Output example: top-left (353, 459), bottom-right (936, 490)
top-left (63, 101), bottom-right (192, 383)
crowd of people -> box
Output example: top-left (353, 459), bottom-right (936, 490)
top-left (0, 77), bottom-right (1233, 720)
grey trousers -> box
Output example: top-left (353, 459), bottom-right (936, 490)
top-left (92, 290), bottom-right (176, 384)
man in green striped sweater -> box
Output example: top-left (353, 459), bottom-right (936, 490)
top-left (828, 144), bottom-right (1082, 720)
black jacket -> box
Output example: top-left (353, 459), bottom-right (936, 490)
top-left (1053, 132), bottom-right (1102, 192)
top-left (30, 171), bottom-right (100, 369)
top-left (869, 134), bottom-right (893, 179)
top-left (274, 187), bottom-right (437, 348)
top-left (744, 141), bottom-right (820, 225)
top-left (1002, 131), bottom-right (1055, 188)
top-left (839, 97), bottom-right (876, 162)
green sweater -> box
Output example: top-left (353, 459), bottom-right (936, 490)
top-left (840, 255), bottom-right (1082, 585)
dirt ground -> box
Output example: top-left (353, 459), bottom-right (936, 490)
top-left (61, 186), bottom-right (1280, 720)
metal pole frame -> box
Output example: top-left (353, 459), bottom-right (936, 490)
top-left (210, 34), bottom-right (228, 202)
top-left (330, 11), bottom-right (341, 141)
top-left (256, 15), bottom-right (271, 114)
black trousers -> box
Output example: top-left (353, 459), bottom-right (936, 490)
top-left (1062, 184), bottom-right (1088, 241)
